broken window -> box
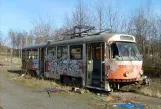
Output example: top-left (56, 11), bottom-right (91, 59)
top-left (116, 42), bottom-right (140, 57)
top-left (111, 43), bottom-right (119, 59)
top-left (110, 42), bottom-right (141, 61)
top-left (47, 47), bottom-right (56, 60)
top-left (57, 46), bottom-right (67, 59)
top-left (28, 49), bottom-right (38, 59)
top-left (70, 45), bottom-right (83, 60)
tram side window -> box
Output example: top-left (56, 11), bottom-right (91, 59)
top-left (111, 43), bottom-right (119, 58)
top-left (29, 50), bottom-right (33, 59)
top-left (57, 46), bottom-right (67, 59)
top-left (70, 45), bottom-right (82, 60)
top-left (22, 50), bottom-right (26, 61)
top-left (34, 50), bottom-right (38, 59)
top-left (94, 46), bottom-right (100, 59)
top-left (88, 46), bottom-right (92, 60)
top-left (93, 44), bottom-right (104, 60)
top-left (26, 50), bottom-right (29, 59)
top-left (47, 47), bottom-right (56, 59)
top-left (28, 50), bottom-right (38, 59)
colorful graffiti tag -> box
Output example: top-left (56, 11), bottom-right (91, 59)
top-left (68, 60), bottom-right (83, 77)
top-left (45, 56), bottom-right (84, 79)
top-left (32, 59), bottom-right (39, 70)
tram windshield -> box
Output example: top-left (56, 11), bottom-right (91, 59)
top-left (111, 42), bottom-right (142, 61)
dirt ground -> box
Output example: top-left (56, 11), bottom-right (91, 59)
top-left (0, 61), bottom-right (161, 109)
top-left (0, 68), bottom-right (102, 109)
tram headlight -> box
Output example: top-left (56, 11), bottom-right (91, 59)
top-left (140, 70), bottom-right (144, 75)
top-left (125, 71), bottom-right (130, 77)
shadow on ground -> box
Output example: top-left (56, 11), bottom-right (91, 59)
top-left (7, 69), bottom-right (22, 74)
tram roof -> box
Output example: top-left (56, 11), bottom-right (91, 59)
top-left (22, 43), bottom-right (47, 50)
top-left (22, 33), bottom-right (135, 50)
top-left (49, 33), bottom-right (112, 46)
top-left (48, 33), bottom-right (135, 46)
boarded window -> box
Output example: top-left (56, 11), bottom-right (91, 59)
top-left (57, 46), bottom-right (67, 59)
top-left (70, 45), bottom-right (83, 60)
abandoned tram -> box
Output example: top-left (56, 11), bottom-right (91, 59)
top-left (22, 32), bottom-right (144, 91)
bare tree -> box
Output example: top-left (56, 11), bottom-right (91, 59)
top-left (89, 0), bottom-right (121, 32)
top-left (8, 29), bottom-right (16, 58)
top-left (133, 7), bottom-right (147, 53)
top-left (8, 29), bottom-right (29, 58)
top-left (130, 1), bottom-right (155, 54)
top-left (63, 13), bottom-right (74, 30)
top-left (54, 28), bottom-right (66, 41)
top-left (126, 1), bottom-right (161, 71)
top-left (31, 16), bottom-right (56, 44)
top-left (16, 31), bottom-right (29, 58)
top-left (89, 0), bottom-right (106, 32)
top-left (0, 31), bottom-right (3, 46)
top-left (104, 0), bottom-right (120, 32)
top-left (25, 30), bottom-right (34, 46)
top-left (157, 15), bottom-right (161, 42)
top-left (63, 0), bottom-right (91, 30)
top-left (0, 32), bottom-right (4, 54)
top-left (73, 0), bottom-right (91, 26)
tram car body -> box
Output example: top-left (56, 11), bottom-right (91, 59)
top-left (22, 33), bottom-right (143, 91)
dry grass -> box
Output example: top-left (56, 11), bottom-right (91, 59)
top-left (144, 105), bottom-right (161, 109)
top-left (19, 78), bottom-right (58, 89)
top-left (7, 73), bottom-right (161, 109)
top-left (120, 78), bottom-right (161, 99)
top-left (0, 106), bottom-right (3, 109)
top-left (8, 73), bottom-right (71, 90)
top-left (8, 71), bottom-right (161, 99)
top-left (138, 87), bottom-right (153, 97)
top-left (138, 87), bottom-right (161, 98)
top-left (136, 78), bottom-right (161, 99)
top-left (156, 90), bottom-right (161, 98)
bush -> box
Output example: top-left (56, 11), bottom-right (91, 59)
top-left (143, 67), bottom-right (161, 77)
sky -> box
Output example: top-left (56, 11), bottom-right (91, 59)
top-left (0, 0), bottom-right (161, 37)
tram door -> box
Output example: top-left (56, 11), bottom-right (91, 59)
top-left (87, 43), bottom-right (105, 87)
top-left (87, 44), bottom-right (93, 85)
top-left (40, 48), bottom-right (45, 74)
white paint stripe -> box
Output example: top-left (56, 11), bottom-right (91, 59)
top-left (115, 61), bottom-right (142, 65)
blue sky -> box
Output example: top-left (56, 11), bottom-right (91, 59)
top-left (0, 0), bottom-right (161, 37)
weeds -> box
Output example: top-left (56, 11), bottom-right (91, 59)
top-left (138, 87), bottom-right (153, 97)
top-left (8, 73), bottom-right (73, 91)
top-left (137, 86), bottom-right (161, 99)
top-left (156, 90), bottom-right (161, 99)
